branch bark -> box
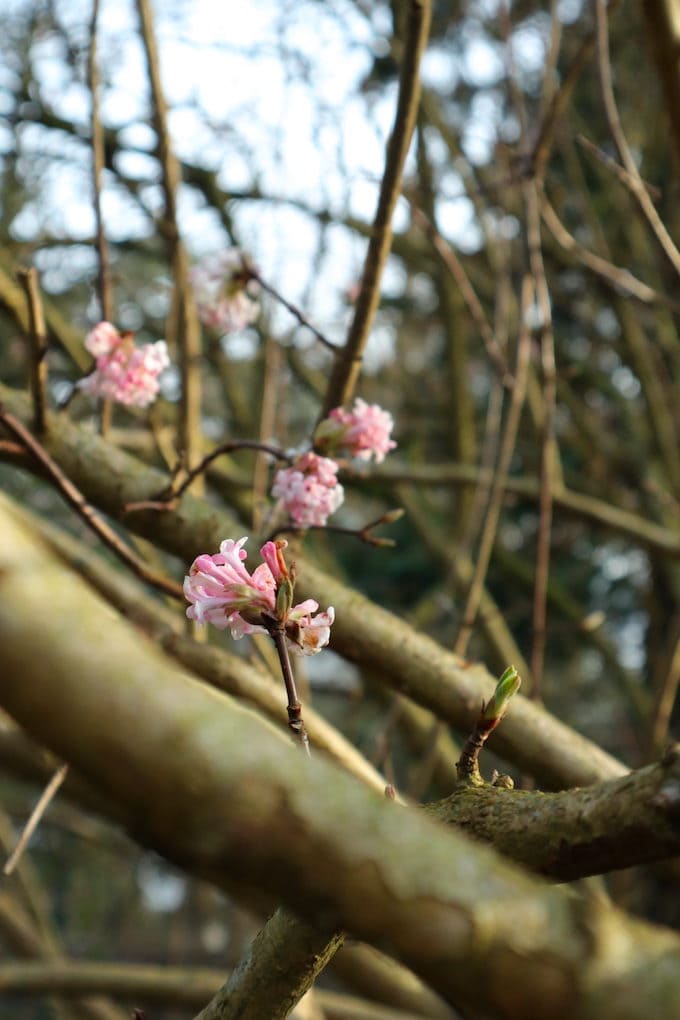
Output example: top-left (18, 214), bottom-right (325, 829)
top-left (0, 383), bottom-right (626, 790)
top-left (429, 746), bottom-right (680, 880)
top-left (0, 495), bottom-right (679, 1020)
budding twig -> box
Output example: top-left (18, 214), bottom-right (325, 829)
top-left (456, 666), bottom-right (521, 786)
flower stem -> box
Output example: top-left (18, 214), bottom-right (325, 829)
top-left (270, 625), bottom-right (311, 756)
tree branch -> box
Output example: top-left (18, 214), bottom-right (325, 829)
top-left (135, 0), bottom-right (204, 485)
top-left (321, 0), bottom-right (432, 414)
top-left (0, 497), bottom-right (679, 1020)
top-left (0, 383), bottom-right (626, 790)
top-left (0, 958), bottom-right (438, 1020)
top-left (430, 744), bottom-right (680, 880)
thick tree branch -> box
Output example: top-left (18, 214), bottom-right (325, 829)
top-left (0, 384), bottom-right (625, 790)
top-left (194, 909), bottom-right (342, 1020)
top-left (29, 507), bottom-right (391, 795)
top-left (0, 959), bottom-right (437, 1020)
top-left (430, 745), bottom-right (680, 880)
top-left (0, 497), bottom-right (679, 1020)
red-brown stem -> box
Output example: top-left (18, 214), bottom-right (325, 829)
top-left (456, 714), bottom-right (498, 786)
top-left (269, 625), bottom-right (311, 757)
top-left (172, 439), bottom-right (291, 502)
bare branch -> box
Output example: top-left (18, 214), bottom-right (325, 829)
top-left (0, 407), bottom-right (183, 600)
top-left (135, 0), bottom-right (204, 485)
top-left (595, 0), bottom-right (680, 277)
top-left (16, 268), bottom-right (48, 434)
top-left (321, 0), bottom-right (432, 414)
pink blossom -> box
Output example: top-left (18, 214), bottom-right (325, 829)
top-left (183, 536), bottom-right (276, 630)
top-left (271, 452), bottom-right (344, 527)
top-left (315, 398), bottom-right (396, 463)
top-left (183, 536), bottom-right (333, 655)
top-left (78, 322), bottom-right (169, 407)
top-left (84, 321), bottom-right (120, 357)
top-left (285, 603), bottom-right (335, 655)
top-left (190, 250), bottom-right (260, 334)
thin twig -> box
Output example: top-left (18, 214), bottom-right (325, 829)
top-left (88, 0), bottom-right (115, 438)
top-left (529, 0), bottom-right (623, 178)
top-left (271, 508), bottom-right (403, 549)
top-left (576, 133), bottom-right (662, 201)
top-left (595, 0), bottom-right (680, 277)
top-left (88, 0), bottom-right (113, 323)
top-left (366, 460), bottom-right (680, 556)
top-left (249, 270), bottom-right (337, 352)
top-left (124, 439), bottom-right (292, 513)
top-left (321, 0), bottom-right (432, 415)
top-left (647, 621), bottom-right (680, 759)
top-left (0, 407), bottom-right (183, 600)
top-left (540, 191), bottom-right (675, 307)
top-left (453, 276), bottom-right (534, 658)
top-left (525, 183), bottom-right (556, 702)
top-left (253, 337), bottom-right (282, 533)
top-left (16, 268), bottom-right (48, 434)
top-left (411, 206), bottom-right (513, 386)
top-left (4, 765), bottom-right (69, 876)
top-left (268, 625), bottom-right (311, 755)
top-left (407, 281), bottom-right (532, 799)
top-left (135, 0), bottom-right (204, 486)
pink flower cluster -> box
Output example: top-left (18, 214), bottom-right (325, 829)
top-left (271, 452), bottom-right (345, 528)
top-left (314, 398), bottom-right (396, 464)
top-left (78, 322), bottom-right (169, 407)
top-left (190, 250), bottom-right (260, 334)
top-left (184, 537), bottom-right (333, 656)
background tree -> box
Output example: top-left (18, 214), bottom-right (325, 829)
top-left (0, 0), bottom-right (679, 1017)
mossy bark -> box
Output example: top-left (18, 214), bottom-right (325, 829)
top-left (0, 496), bottom-right (679, 1020)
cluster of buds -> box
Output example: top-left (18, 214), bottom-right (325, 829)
top-left (190, 250), bottom-right (260, 334)
top-left (78, 322), bottom-right (169, 408)
top-left (314, 398), bottom-right (396, 464)
top-left (271, 399), bottom-right (397, 528)
top-left (184, 536), bottom-right (334, 656)
top-left (271, 451), bottom-right (344, 528)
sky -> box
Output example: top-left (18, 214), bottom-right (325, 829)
top-left (1, 0), bottom-right (557, 365)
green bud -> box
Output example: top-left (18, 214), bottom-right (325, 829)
top-left (275, 577), bottom-right (295, 620)
top-left (482, 665), bottom-right (521, 722)
top-left (380, 507), bottom-right (405, 525)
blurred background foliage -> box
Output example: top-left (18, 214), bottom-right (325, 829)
top-left (0, 0), bottom-right (679, 1015)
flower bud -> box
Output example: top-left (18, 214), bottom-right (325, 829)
top-left (482, 665), bottom-right (521, 723)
